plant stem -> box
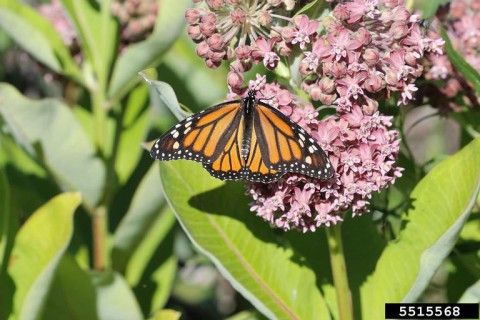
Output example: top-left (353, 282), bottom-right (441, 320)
top-left (326, 224), bottom-right (353, 320)
top-left (92, 205), bottom-right (108, 271)
top-left (92, 89), bottom-right (107, 156)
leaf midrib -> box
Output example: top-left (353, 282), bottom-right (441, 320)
top-left (165, 163), bottom-right (300, 320)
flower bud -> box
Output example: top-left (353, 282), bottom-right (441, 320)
top-left (318, 77), bottom-right (335, 94)
top-left (363, 98), bottom-right (379, 115)
top-left (405, 51), bottom-right (418, 66)
top-left (196, 41), bottom-right (210, 57)
top-left (333, 4), bottom-right (349, 21)
top-left (363, 48), bottom-right (380, 66)
top-left (206, 0), bottom-right (224, 10)
top-left (207, 33), bottom-right (224, 51)
top-left (258, 10), bottom-right (272, 26)
top-left (318, 93), bottom-right (337, 105)
top-left (185, 8), bottom-right (200, 24)
top-left (364, 74), bottom-right (384, 93)
top-left (200, 21), bottom-right (216, 37)
top-left (187, 25), bottom-right (202, 41)
top-left (230, 8), bottom-right (247, 25)
top-left (227, 70), bottom-right (244, 89)
top-left (235, 45), bottom-right (252, 60)
top-left (390, 21), bottom-right (408, 39)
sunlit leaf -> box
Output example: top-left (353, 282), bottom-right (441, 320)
top-left (160, 160), bottom-right (332, 320)
top-left (361, 138), bottom-right (480, 319)
top-left (7, 192), bottom-right (81, 320)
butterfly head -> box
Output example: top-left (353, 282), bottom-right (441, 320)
top-left (247, 89), bottom-right (257, 100)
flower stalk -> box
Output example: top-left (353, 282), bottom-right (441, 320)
top-left (92, 205), bottom-right (108, 271)
top-left (326, 224), bottom-right (353, 320)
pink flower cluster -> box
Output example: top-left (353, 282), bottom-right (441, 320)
top-left (185, 0), bottom-right (323, 93)
top-left (38, 0), bottom-right (77, 47)
top-left (246, 76), bottom-right (402, 232)
top-left (299, 0), bottom-right (444, 113)
top-left (39, 0), bottom-right (159, 50)
top-left (425, 0), bottom-right (480, 109)
top-left (111, 0), bottom-right (159, 43)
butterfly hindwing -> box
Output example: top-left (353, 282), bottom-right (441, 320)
top-left (243, 123), bottom-right (283, 183)
top-left (253, 102), bottom-right (334, 180)
top-left (150, 102), bottom-right (242, 164)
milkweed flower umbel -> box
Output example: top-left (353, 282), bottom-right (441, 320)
top-left (299, 0), bottom-right (443, 112)
top-left (246, 78), bottom-right (402, 232)
top-left (424, 0), bottom-right (480, 110)
top-left (185, 0), bottom-right (320, 92)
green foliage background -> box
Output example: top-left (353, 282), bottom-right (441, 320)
top-left (0, 0), bottom-right (479, 319)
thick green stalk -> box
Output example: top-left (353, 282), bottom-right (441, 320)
top-left (326, 224), bottom-right (354, 320)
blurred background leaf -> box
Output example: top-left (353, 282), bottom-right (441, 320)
top-left (0, 0), bottom-right (82, 82)
top-left (0, 84), bottom-right (105, 208)
top-left (108, 0), bottom-right (191, 101)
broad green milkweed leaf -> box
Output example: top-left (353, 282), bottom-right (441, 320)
top-left (0, 84), bottom-right (105, 208)
top-left (42, 255), bottom-right (98, 320)
top-left (0, 0), bottom-right (82, 82)
top-left (440, 27), bottom-right (480, 94)
top-left (7, 192), bottom-right (81, 320)
top-left (159, 160), bottom-right (332, 320)
top-left (360, 138), bottom-right (480, 319)
top-left (108, 0), bottom-right (191, 101)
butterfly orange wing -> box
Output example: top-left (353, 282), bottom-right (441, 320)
top-left (150, 102), bottom-right (242, 165)
top-left (253, 102), bottom-right (334, 180)
top-left (202, 113), bottom-right (246, 180)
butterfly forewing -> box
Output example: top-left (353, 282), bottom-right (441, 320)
top-left (202, 113), bottom-right (246, 180)
top-left (253, 102), bottom-right (334, 180)
top-left (150, 102), bottom-right (242, 164)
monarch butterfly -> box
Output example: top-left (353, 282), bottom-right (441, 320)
top-left (150, 90), bottom-right (334, 183)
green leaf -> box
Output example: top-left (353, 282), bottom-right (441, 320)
top-left (43, 255), bottom-right (98, 320)
top-left (440, 27), bottom-right (480, 94)
top-left (141, 72), bottom-right (191, 121)
top-left (409, 0), bottom-right (450, 18)
top-left (108, 0), bottom-right (191, 101)
top-left (0, 0), bottom-right (82, 82)
top-left (0, 84), bottom-right (105, 208)
top-left (91, 271), bottom-right (143, 320)
top-left (115, 85), bottom-right (150, 184)
top-left (7, 192), bottom-right (81, 320)
top-left (161, 35), bottom-right (227, 108)
top-left (127, 207), bottom-right (177, 313)
top-left (60, 0), bottom-right (117, 88)
top-left (149, 309), bottom-right (181, 320)
top-left (160, 160), bottom-right (332, 320)
top-left (0, 169), bottom-right (12, 273)
top-left (459, 279), bottom-right (480, 303)
top-left (112, 163), bottom-right (167, 272)
top-left (360, 138), bottom-right (480, 319)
